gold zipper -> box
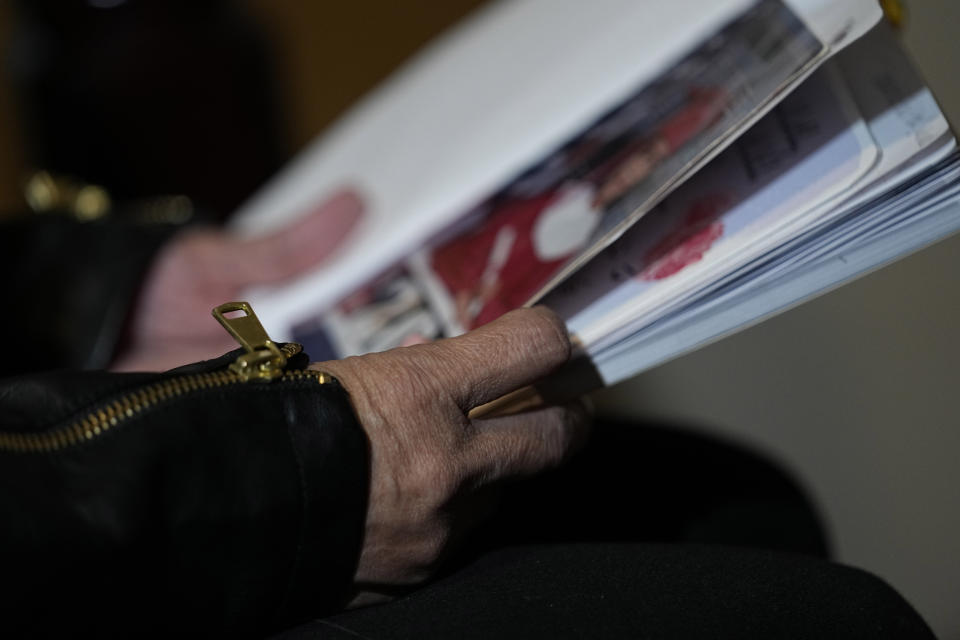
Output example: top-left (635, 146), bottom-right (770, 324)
top-left (0, 302), bottom-right (331, 454)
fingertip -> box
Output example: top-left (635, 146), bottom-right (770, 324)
top-left (333, 186), bottom-right (366, 217)
top-left (530, 305), bottom-right (569, 339)
top-left (245, 187), bottom-right (366, 283)
top-left (532, 305), bottom-right (573, 370)
top-left (497, 306), bottom-right (572, 367)
top-left (309, 186), bottom-right (366, 238)
top-left (316, 187), bottom-right (365, 233)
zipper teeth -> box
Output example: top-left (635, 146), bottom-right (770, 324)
top-left (0, 368), bottom-right (329, 455)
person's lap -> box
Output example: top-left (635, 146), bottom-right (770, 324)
top-left (288, 543), bottom-right (930, 639)
top-left (277, 420), bottom-right (932, 639)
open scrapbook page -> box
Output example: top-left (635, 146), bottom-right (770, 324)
top-left (232, 0), bottom-right (881, 336)
top-left (545, 23), bottom-right (957, 383)
top-left (306, 0), bottom-right (823, 357)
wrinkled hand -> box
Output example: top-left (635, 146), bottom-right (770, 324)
top-left (113, 189), bottom-right (363, 371)
top-left (315, 307), bottom-right (591, 603)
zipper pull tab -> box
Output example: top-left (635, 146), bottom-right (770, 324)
top-left (212, 301), bottom-right (290, 381)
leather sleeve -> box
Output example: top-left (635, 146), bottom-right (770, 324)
top-left (0, 215), bottom-right (176, 375)
top-left (0, 351), bottom-right (370, 638)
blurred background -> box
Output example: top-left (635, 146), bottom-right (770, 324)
top-left (0, 0), bottom-right (487, 217)
top-left (1, 0), bottom-right (957, 637)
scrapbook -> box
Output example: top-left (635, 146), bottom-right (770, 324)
top-left (231, 0), bottom-right (958, 387)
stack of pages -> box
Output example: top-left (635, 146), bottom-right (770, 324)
top-left (233, 0), bottom-right (958, 387)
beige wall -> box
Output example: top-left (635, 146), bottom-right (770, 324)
top-left (0, 0), bottom-right (487, 215)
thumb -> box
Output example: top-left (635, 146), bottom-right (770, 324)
top-left (227, 187), bottom-right (364, 286)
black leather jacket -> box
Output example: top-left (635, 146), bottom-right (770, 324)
top-left (0, 354), bottom-right (368, 637)
top-left (0, 215), bottom-right (370, 637)
top-left (0, 348), bottom-right (370, 637)
top-left (1, 214), bottom-right (175, 373)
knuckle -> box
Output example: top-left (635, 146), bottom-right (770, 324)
top-left (393, 347), bottom-right (462, 400)
top-left (332, 349), bottom-right (442, 406)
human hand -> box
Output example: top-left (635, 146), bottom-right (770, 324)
top-left (113, 189), bottom-right (363, 371)
top-left (315, 307), bottom-right (591, 603)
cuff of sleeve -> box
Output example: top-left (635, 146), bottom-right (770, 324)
top-left (277, 378), bottom-right (370, 626)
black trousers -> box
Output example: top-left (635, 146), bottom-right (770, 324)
top-left (278, 421), bottom-right (933, 639)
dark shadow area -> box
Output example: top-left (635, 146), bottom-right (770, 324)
top-left (465, 418), bottom-right (829, 558)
